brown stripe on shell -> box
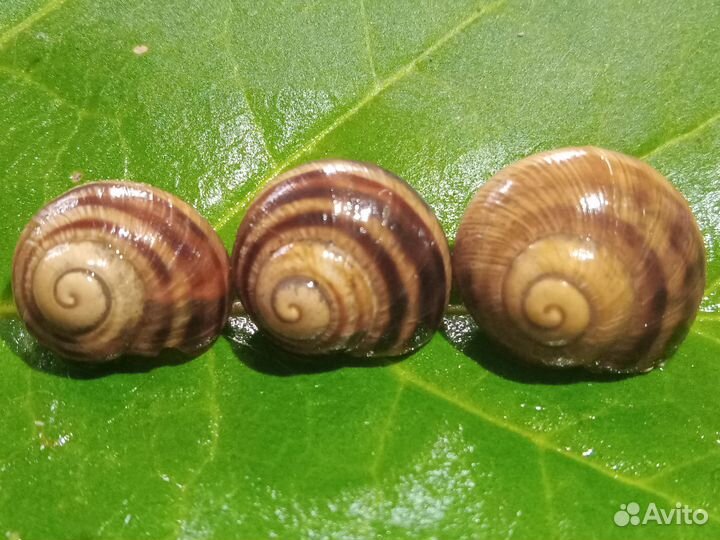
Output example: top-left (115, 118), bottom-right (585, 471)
top-left (26, 213), bottom-right (189, 357)
top-left (453, 146), bottom-right (705, 374)
top-left (26, 185), bottom-right (228, 299)
top-left (463, 210), bottom-right (673, 370)
top-left (235, 169), bottom-right (448, 334)
top-left (235, 201), bottom-right (395, 353)
top-left (240, 211), bottom-right (410, 353)
top-left (12, 181), bottom-right (232, 362)
top-left (70, 192), bottom-right (221, 265)
top-left (231, 160), bottom-right (452, 357)
top-left (238, 212), bottom-right (408, 352)
top-left (76, 186), bottom-right (229, 296)
top-left (47, 217), bottom-right (174, 285)
top-left (292, 172), bottom-right (448, 330)
top-left (237, 194), bottom-right (441, 328)
top-left (67, 186), bottom-right (209, 244)
top-left (608, 219), bottom-right (667, 367)
top-left (180, 297), bottom-right (232, 354)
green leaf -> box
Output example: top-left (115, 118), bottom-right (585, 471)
top-left (0, 0), bottom-right (719, 538)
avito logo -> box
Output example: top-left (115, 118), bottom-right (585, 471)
top-left (614, 502), bottom-right (708, 527)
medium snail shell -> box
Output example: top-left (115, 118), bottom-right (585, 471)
top-left (232, 160), bottom-right (452, 357)
top-left (454, 147), bottom-right (705, 374)
top-left (12, 181), bottom-right (232, 362)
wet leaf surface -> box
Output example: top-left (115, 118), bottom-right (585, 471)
top-left (0, 0), bottom-right (718, 538)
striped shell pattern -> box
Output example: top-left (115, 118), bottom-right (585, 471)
top-left (453, 147), bottom-right (705, 373)
top-left (232, 160), bottom-right (452, 357)
top-left (12, 181), bottom-right (232, 361)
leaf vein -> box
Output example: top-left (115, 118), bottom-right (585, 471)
top-left (212, 0), bottom-right (508, 231)
top-left (222, 2), bottom-right (277, 167)
top-left (646, 449), bottom-right (720, 483)
top-left (0, 303), bottom-right (17, 318)
top-left (370, 381), bottom-right (405, 480)
top-left (704, 276), bottom-right (720, 299)
top-left (113, 113), bottom-right (131, 178)
top-left (0, 0), bottom-right (69, 51)
top-left (640, 109), bottom-right (720, 160)
top-left (538, 449), bottom-right (557, 540)
top-left (0, 63), bottom-right (85, 112)
top-left (359, 0), bottom-right (378, 83)
top-left (391, 365), bottom-right (691, 508)
top-left (42, 110), bottom-right (84, 195)
top-left (691, 327), bottom-right (720, 347)
top-left (172, 349), bottom-right (221, 536)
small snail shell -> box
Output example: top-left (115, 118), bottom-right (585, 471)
top-left (454, 147), bottom-right (705, 374)
top-left (231, 160), bottom-right (452, 357)
top-left (12, 181), bottom-right (232, 362)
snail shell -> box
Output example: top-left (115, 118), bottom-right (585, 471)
top-left (453, 147), bottom-right (705, 373)
top-left (12, 181), bottom-right (232, 362)
top-left (231, 160), bottom-right (452, 357)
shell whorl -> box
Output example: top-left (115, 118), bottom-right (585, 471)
top-left (454, 147), bottom-right (706, 373)
top-left (28, 242), bottom-right (145, 339)
top-left (12, 181), bottom-right (232, 361)
top-left (232, 160), bottom-right (452, 357)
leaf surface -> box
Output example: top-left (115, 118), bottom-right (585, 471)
top-left (0, 1), bottom-right (719, 538)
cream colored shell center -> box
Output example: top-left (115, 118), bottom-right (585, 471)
top-left (31, 241), bottom-right (145, 335)
top-left (504, 235), bottom-right (597, 347)
top-left (269, 277), bottom-right (331, 340)
top-left (521, 276), bottom-right (591, 345)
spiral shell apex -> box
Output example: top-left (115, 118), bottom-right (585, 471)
top-left (232, 160), bottom-right (452, 357)
top-left (12, 181), bottom-right (232, 362)
top-left (454, 147), bottom-right (705, 374)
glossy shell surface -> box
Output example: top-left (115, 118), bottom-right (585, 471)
top-left (232, 160), bottom-right (452, 357)
top-left (13, 181), bottom-right (232, 361)
top-left (454, 147), bottom-right (705, 373)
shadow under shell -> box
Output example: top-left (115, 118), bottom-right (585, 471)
top-left (224, 315), bottom-right (408, 377)
top-left (0, 318), bottom-right (199, 379)
top-left (440, 315), bottom-right (638, 385)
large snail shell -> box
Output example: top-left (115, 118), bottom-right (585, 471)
top-left (12, 181), bottom-right (232, 362)
top-left (454, 147), bottom-right (705, 373)
top-left (232, 160), bottom-right (452, 357)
